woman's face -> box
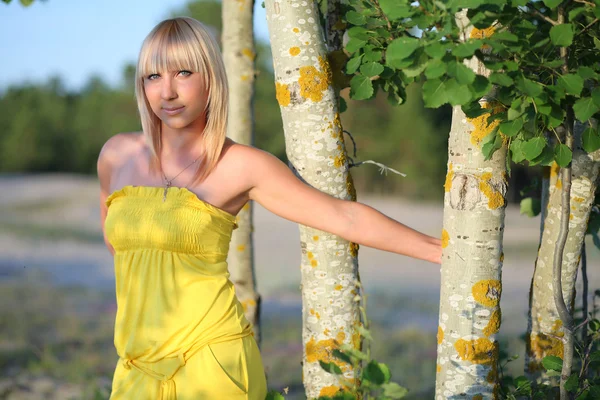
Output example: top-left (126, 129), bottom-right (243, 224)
top-left (143, 69), bottom-right (209, 130)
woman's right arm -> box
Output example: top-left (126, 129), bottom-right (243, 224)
top-left (97, 136), bottom-right (119, 257)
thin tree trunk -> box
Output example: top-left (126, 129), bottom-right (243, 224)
top-left (222, 0), bottom-right (262, 344)
top-left (525, 122), bottom-right (600, 384)
top-left (264, 1), bottom-right (361, 397)
top-left (435, 16), bottom-right (506, 399)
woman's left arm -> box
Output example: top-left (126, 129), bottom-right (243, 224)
top-left (242, 145), bottom-right (442, 265)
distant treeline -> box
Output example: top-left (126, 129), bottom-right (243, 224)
top-left (0, 0), bottom-right (480, 201)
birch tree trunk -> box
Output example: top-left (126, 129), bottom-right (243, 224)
top-left (525, 123), bottom-right (600, 382)
top-left (435, 18), bottom-right (506, 399)
top-left (222, 0), bottom-right (262, 344)
top-left (264, 1), bottom-right (361, 397)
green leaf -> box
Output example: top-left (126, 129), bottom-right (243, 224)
top-left (345, 10), bottom-right (366, 26)
top-left (363, 361), bottom-right (387, 385)
top-left (19, 0), bottom-right (34, 5)
top-left (345, 55), bottom-right (363, 74)
top-left (489, 73), bottom-right (513, 87)
top-left (265, 390), bottom-right (286, 400)
top-left (542, 355), bottom-right (563, 371)
top-left (511, 138), bottom-right (526, 163)
top-left (523, 137), bottom-right (546, 160)
top-left (462, 101), bottom-right (489, 118)
top-left (558, 74), bottom-right (584, 96)
top-left (339, 97), bottom-right (347, 113)
top-left (360, 62), bottom-right (384, 78)
top-left (550, 24), bottom-right (574, 47)
top-left (514, 375), bottom-right (532, 395)
top-left (425, 59), bottom-right (447, 79)
top-left (469, 75), bottom-right (491, 99)
top-left (447, 61), bottom-right (476, 84)
top-left (530, 144), bottom-right (554, 166)
top-left (554, 144), bottom-right (572, 167)
top-left (592, 88), bottom-right (600, 106)
top-left (347, 26), bottom-right (370, 41)
top-left (521, 197), bottom-right (542, 218)
top-left (515, 76), bottom-right (543, 97)
top-left (565, 373), bottom-right (579, 393)
top-left (339, 343), bottom-right (369, 360)
top-left (582, 128), bottom-right (600, 153)
top-left (345, 37), bottom-right (367, 53)
top-left (319, 360), bottom-right (343, 375)
top-left (424, 42), bottom-right (448, 59)
top-left (386, 37), bottom-right (421, 68)
top-left (452, 40), bottom-right (483, 58)
top-left (445, 79), bottom-right (473, 106)
top-left (491, 31), bottom-right (519, 43)
top-left (350, 74), bottom-right (374, 100)
top-left (379, 0), bottom-right (412, 20)
top-left (543, 0), bottom-right (562, 8)
top-left (499, 118), bottom-right (523, 137)
top-left (482, 129), bottom-right (503, 160)
top-left (332, 348), bottom-right (352, 364)
top-left (569, 7), bottom-right (587, 21)
top-left (381, 382), bottom-right (409, 399)
top-left (422, 79), bottom-right (448, 108)
top-left (574, 97), bottom-right (600, 122)
top-left (363, 46), bottom-right (383, 62)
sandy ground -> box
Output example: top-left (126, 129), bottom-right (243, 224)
top-left (1, 173), bottom-right (598, 336)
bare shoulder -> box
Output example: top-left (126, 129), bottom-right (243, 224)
top-left (97, 132), bottom-right (144, 192)
top-left (221, 138), bottom-right (279, 169)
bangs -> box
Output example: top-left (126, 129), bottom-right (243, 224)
top-left (138, 20), bottom-right (209, 82)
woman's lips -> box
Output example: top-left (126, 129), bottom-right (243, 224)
top-left (162, 106), bottom-right (185, 115)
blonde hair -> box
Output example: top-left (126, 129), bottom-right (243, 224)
top-left (135, 17), bottom-right (228, 185)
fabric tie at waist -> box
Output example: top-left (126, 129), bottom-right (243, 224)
top-left (120, 331), bottom-right (252, 400)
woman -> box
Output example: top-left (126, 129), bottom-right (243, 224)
top-left (98, 16), bottom-right (442, 400)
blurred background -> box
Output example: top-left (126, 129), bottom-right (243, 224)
top-left (1, 1), bottom-right (592, 399)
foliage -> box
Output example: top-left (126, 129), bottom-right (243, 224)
top-left (267, 288), bottom-right (409, 400)
top-left (339, 0), bottom-right (600, 168)
top-left (497, 289), bottom-right (600, 398)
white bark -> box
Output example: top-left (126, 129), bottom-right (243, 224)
top-left (264, 1), bottom-right (361, 397)
top-left (223, 0), bottom-right (261, 343)
top-left (525, 123), bottom-right (600, 382)
top-left (435, 18), bottom-right (506, 399)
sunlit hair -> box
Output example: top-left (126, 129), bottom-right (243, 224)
top-left (135, 17), bottom-right (228, 185)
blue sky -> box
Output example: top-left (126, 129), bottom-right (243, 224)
top-left (0, 0), bottom-right (271, 91)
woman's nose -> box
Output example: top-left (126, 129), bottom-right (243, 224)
top-left (160, 77), bottom-right (177, 100)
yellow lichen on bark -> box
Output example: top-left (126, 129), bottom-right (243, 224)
top-left (319, 386), bottom-right (342, 397)
top-left (473, 395), bottom-right (483, 400)
top-left (436, 364), bottom-right (442, 373)
top-left (472, 280), bottom-right (502, 308)
top-left (444, 163), bottom-right (454, 192)
top-left (306, 335), bottom-right (350, 371)
top-left (526, 332), bottom-right (564, 369)
top-left (470, 27), bottom-right (496, 39)
top-left (479, 172), bottom-right (505, 209)
top-left (298, 56), bottom-right (332, 102)
top-left (437, 326), bottom-right (444, 344)
top-left (241, 48), bottom-right (255, 60)
top-left (237, 244), bottom-right (246, 252)
top-left (468, 104), bottom-right (502, 147)
top-left (313, 235), bottom-right (319, 241)
top-left (454, 337), bottom-right (499, 364)
top-left (483, 309), bottom-right (501, 337)
top-left (275, 82), bottom-right (291, 107)
top-left (441, 229), bottom-right (450, 249)
top-left (292, 27), bottom-right (300, 33)
top-left (289, 46), bottom-right (301, 56)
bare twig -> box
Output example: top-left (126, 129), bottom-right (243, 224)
top-left (579, 18), bottom-right (599, 36)
top-left (526, 5), bottom-right (559, 26)
top-left (349, 159), bottom-right (407, 177)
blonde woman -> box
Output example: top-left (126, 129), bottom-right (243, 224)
top-left (98, 16), bottom-right (442, 400)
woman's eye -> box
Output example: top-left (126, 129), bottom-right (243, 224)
top-left (147, 74), bottom-right (159, 80)
top-left (179, 70), bottom-right (192, 77)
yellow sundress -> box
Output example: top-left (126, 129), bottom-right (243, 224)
top-left (104, 185), bottom-right (267, 400)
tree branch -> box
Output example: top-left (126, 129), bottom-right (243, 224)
top-left (525, 5), bottom-right (559, 26)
